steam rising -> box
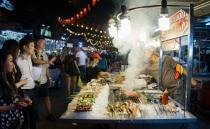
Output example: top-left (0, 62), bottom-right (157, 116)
top-left (112, 0), bottom-right (161, 90)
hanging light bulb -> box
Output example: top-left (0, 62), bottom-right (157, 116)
top-left (118, 17), bottom-right (131, 38)
top-left (116, 6), bottom-right (131, 38)
top-left (158, 16), bottom-right (169, 31)
top-left (159, 0), bottom-right (169, 31)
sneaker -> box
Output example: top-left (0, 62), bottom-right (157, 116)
top-left (46, 114), bottom-right (56, 122)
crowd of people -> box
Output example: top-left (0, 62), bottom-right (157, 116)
top-left (57, 46), bottom-right (113, 98)
top-left (0, 36), bottom-right (59, 129)
top-left (0, 35), bottom-right (120, 129)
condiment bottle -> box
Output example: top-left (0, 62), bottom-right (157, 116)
top-left (162, 89), bottom-right (168, 105)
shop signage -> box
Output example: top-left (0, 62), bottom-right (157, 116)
top-left (0, 0), bottom-right (14, 11)
top-left (161, 9), bottom-right (189, 41)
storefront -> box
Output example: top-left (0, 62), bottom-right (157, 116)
top-left (0, 30), bottom-right (27, 48)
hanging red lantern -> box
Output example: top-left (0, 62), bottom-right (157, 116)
top-left (70, 17), bottom-right (75, 24)
top-left (92, 0), bottom-right (97, 6)
top-left (83, 8), bottom-right (87, 15)
top-left (63, 19), bottom-right (68, 24)
top-left (57, 17), bottom-right (62, 23)
top-left (66, 19), bottom-right (71, 23)
top-left (88, 4), bottom-right (91, 11)
top-left (80, 11), bottom-right (83, 18)
top-left (76, 14), bottom-right (80, 20)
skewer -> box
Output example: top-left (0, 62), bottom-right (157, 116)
top-left (153, 104), bottom-right (159, 115)
top-left (138, 98), bottom-right (142, 104)
top-left (158, 104), bottom-right (163, 114)
top-left (162, 106), bottom-right (168, 116)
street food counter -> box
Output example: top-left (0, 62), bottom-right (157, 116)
top-left (60, 74), bottom-right (196, 124)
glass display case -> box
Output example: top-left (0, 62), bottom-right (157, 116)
top-left (193, 40), bottom-right (210, 74)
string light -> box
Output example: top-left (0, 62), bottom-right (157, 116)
top-left (65, 28), bottom-right (113, 48)
top-left (67, 23), bottom-right (108, 35)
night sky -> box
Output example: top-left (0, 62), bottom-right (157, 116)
top-left (11, 0), bottom-right (116, 29)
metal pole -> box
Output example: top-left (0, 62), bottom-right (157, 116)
top-left (199, 46), bottom-right (201, 72)
top-left (159, 41), bottom-right (163, 89)
top-left (179, 37), bottom-right (182, 63)
top-left (128, 4), bottom-right (189, 11)
top-left (185, 4), bottom-right (194, 113)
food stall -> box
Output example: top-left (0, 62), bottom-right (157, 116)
top-left (60, 3), bottom-right (197, 128)
top-left (60, 74), bottom-right (196, 125)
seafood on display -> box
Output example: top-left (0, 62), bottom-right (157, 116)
top-left (106, 100), bottom-right (141, 118)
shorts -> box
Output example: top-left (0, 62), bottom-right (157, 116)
top-left (36, 83), bottom-right (49, 98)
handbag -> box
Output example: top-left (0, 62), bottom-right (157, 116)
top-left (76, 76), bottom-right (83, 88)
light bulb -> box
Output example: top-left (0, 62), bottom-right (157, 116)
top-left (158, 16), bottom-right (169, 31)
top-left (118, 18), bottom-right (131, 38)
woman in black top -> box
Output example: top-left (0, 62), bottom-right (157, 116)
top-left (63, 49), bottom-right (80, 97)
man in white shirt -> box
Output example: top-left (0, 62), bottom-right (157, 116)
top-left (16, 36), bottom-right (37, 129)
top-left (75, 47), bottom-right (87, 82)
top-left (32, 37), bottom-right (56, 122)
